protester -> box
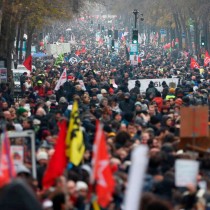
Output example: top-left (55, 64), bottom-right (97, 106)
top-left (0, 15), bottom-right (210, 210)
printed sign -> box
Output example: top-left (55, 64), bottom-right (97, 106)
top-left (175, 159), bottom-right (199, 187)
top-left (11, 145), bottom-right (24, 165)
top-left (130, 54), bottom-right (138, 66)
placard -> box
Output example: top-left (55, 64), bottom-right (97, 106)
top-left (124, 145), bottom-right (149, 210)
top-left (1, 130), bottom-right (37, 178)
top-left (180, 106), bottom-right (209, 138)
top-left (10, 145), bottom-right (24, 165)
top-left (175, 159), bottom-right (199, 187)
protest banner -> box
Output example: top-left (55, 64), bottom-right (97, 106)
top-left (128, 78), bottom-right (179, 93)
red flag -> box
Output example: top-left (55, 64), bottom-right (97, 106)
top-left (138, 56), bottom-right (142, 63)
top-left (0, 131), bottom-right (16, 188)
top-left (81, 46), bottom-right (86, 54)
top-left (190, 58), bottom-right (200, 69)
top-left (98, 38), bottom-right (104, 46)
top-left (75, 50), bottom-right (80, 56)
top-left (23, 55), bottom-right (32, 71)
top-left (92, 121), bottom-right (115, 208)
top-left (204, 51), bottom-right (210, 67)
top-left (171, 39), bottom-right (175, 48)
top-left (42, 121), bottom-right (67, 189)
top-left (163, 43), bottom-right (171, 50)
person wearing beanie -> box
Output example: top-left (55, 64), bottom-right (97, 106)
top-left (148, 115), bottom-right (161, 136)
top-left (175, 98), bottom-right (183, 107)
top-left (17, 107), bottom-right (28, 117)
top-left (165, 88), bottom-right (176, 100)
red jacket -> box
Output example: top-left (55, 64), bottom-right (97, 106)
top-left (34, 86), bottom-right (45, 97)
top-left (152, 97), bottom-right (163, 112)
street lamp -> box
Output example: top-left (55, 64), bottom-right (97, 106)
top-left (133, 9), bottom-right (139, 29)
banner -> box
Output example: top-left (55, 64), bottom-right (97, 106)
top-left (54, 69), bottom-right (67, 91)
top-left (128, 78), bottom-right (179, 93)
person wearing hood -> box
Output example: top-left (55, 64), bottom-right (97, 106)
top-left (130, 80), bottom-right (141, 95)
top-left (162, 81), bottom-right (169, 99)
top-left (152, 91), bottom-right (163, 112)
top-left (161, 115), bottom-right (173, 131)
top-left (119, 92), bottom-right (135, 113)
top-left (146, 81), bottom-right (158, 101)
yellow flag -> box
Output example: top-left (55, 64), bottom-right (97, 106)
top-left (66, 101), bottom-right (85, 166)
top-left (92, 200), bottom-right (100, 210)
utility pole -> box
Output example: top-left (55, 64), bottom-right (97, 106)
top-left (133, 9), bottom-right (139, 29)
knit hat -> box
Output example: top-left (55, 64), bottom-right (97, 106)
top-left (17, 107), bottom-right (28, 116)
top-left (101, 89), bottom-right (107, 94)
top-left (175, 98), bottom-right (183, 106)
top-left (109, 88), bottom-right (114, 94)
top-left (135, 101), bottom-right (142, 107)
top-left (150, 116), bottom-right (160, 125)
top-left (59, 97), bottom-right (67, 103)
top-left (169, 88), bottom-right (175, 94)
top-left (15, 164), bottom-right (31, 175)
top-left (49, 95), bottom-right (56, 103)
top-left (124, 92), bottom-right (130, 98)
top-left (37, 151), bottom-right (48, 161)
top-left (76, 181), bottom-right (88, 191)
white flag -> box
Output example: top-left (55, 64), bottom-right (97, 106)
top-left (124, 145), bottom-right (149, 210)
top-left (54, 69), bottom-right (67, 91)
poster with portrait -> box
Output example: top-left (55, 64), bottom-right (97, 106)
top-left (10, 145), bottom-right (24, 165)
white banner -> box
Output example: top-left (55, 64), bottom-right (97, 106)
top-left (54, 69), bottom-right (67, 91)
top-left (128, 78), bottom-right (179, 93)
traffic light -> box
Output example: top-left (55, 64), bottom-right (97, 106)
top-left (201, 36), bottom-right (205, 46)
top-left (101, 26), bottom-right (104, 32)
top-left (91, 20), bottom-right (93, 25)
top-left (98, 24), bottom-right (100, 30)
top-left (114, 30), bottom-right (118, 40)
top-left (132, 29), bottom-right (138, 44)
top-left (108, 30), bottom-right (113, 38)
top-left (111, 39), bottom-right (115, 51)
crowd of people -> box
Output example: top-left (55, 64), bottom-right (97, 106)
top-left (0, 17), bottom-right (210, 210)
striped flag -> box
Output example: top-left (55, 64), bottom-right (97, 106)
top-left (0, 131), bottom-right (16, 188)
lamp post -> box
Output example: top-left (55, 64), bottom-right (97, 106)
top-left (133, 9), bottom-right (139, 29)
